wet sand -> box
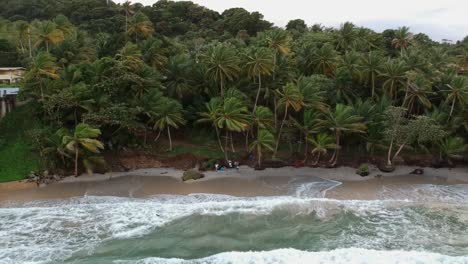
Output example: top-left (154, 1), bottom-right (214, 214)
top-left (0, 175), bottom-right (319, 203)
top-left (1, 165), bottom-right (467, 203)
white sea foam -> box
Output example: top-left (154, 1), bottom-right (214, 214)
top-left (1, 183), bottom-right (468, 264)
top-left (114, 248), bottom-right (468, 264)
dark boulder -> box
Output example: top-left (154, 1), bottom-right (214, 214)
top-left (378, 163), bottom-right (395, 173)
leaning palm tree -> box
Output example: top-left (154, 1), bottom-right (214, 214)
top-left (442, 76), bottom-right (468, 118)
top-left (244, 47), bottom-right (275, 113)
top-left (150, 98), bottom-right (186, 151)
top-left (127, 12), bottom-right (154, 42)
top-left (33, 20), bottom-right (64, 52)
top-left (23, 52), bottom-right (60, 101)
top-left (319, 104), bottom-right (367, 166)
top-left (309, 133), bottom-right (338, 166)
top-left (62, 123), bottom-right (104, 177)
top-left (250, 129), bottom-right (275, 168)
top-left (274, 83), bottom-right (305, 157)
top-left (392, 26), bottom-right (413, 56)
top-left (197, 97), bottom-right (224, 153)
top-left (201, 44), bottom-right (240, 98)
top-left (216, 97), bottom-right (251, 160)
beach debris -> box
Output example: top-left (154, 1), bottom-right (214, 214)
top-left (410, 168), bottom-right (424, 175)
top-left (182, 170), bottom-right (205, 181)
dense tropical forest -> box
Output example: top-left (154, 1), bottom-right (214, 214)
top-left (0, 0), bottom-right (467, 179)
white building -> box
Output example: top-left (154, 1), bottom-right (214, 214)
top-left (0, 67), bottom-right (25, 84)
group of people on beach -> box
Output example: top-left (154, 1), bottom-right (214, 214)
top-left (214, 160), bottom-right (239, 172)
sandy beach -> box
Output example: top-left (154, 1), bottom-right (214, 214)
top-left (1, 165), bottom-right (467, 203)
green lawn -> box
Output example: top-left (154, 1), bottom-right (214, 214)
top-left (0, 103), bottom-right (42, 182)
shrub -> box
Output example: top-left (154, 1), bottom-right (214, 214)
top-left (356, 164), bottom-right (369, 177)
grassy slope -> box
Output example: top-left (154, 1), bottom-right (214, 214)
top-left (0, 103), bottom-right (41, 182)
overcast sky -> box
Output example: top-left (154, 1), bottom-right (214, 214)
top-left (118, 0), bottom-right (468, 42)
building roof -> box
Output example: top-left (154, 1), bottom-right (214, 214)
top-left (0, 88), bottom-right (19, 97)
top-left (0, 67), bottom-right (25, 71)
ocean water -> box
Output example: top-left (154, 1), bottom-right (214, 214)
top-left (1, 181), bottom-right (468, 264)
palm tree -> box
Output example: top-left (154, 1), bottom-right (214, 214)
top-left (201, 44), bottom-right (240, 98)
top-left (309, 43), bottom-right (339, 76)
top-left (250, 130), bottom-right (275, 167)
top-left (335, 22), bottom-right (358, 51)
top-left (403, 74), bottom-right (433, 114)
top-left (122, 1), bottom-right (134, 34)
top-left (198, 97), bottom-right (224, 153)
top-left (150, 98), bottom-right (186, 151)
top-left (392, 26), bottom-right (413, 56)
top-left (127, 12), bottom-right (154, 42)
top-left (380, 59), bottom-right (408, 100)
top-left (115, 42), bottom-right (143, 71)
top-left (319, 104), bottom-right (366, 166)
top-left (274, 83), bottom-right (305, 157)
top-left (33, 20), bottom-right (64, 52)
top-left (292, 109), bottom-right (321, 161)
top-left (23, 52), bottom-right (60, 101)
top-left (361, 51), bottom-right (383, 98)
top-left (252, 106), bottom-right (274, 135)
top-left (16, 21), bottom-right (33, 57)
top-left (438, 136), bottom-right (468, 165)
top-left (442, 76), bottom-right (468, 118)
top-left (309, 133), bottom-right (338, 165)
top-left (244, 47), bottom-right (275, 113)
top-left (62, 123), bottom-right (104, 177)
top-left (264, 29), bottom-right (291, 79)
top-left (216, 97), bottom-right (251, 160)
top-left (165, 54), bottom-right (195, 99)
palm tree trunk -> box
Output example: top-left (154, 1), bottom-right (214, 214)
top-left (313, 152), bottom-right (321, 166)
top-left (392, 143), bottom-right (406, 162)
top-left (46, 40), bottom-right (49, 53)
top-left (274, 106), bottom-right (288, 157)
top-left (74, 147), bottom-right (79, 177)
top-left (230, 131), bottom-right (236, 152)
top-left (371, 72), bottom-right (375, 99)
top-left (330, 131), bottom-right (340, 166)
top-left (257, 145), bottom-right (262, 168)
top-left (125, 13), bottom-right (128, 33)
top-left (303, 135), bottom-right (308, 162)
top-left (28, 28), bottom-right (32, 58)
top-left (220, 78), bottom-right (225, 98)
top-left (449, 98), bottom-right (456, 119)
top-left (167, 126), bottom-right (172, 151)
top-left (215, 126), bottom-right (224, 152)
top-left (387, 138), bottom-right (394, 166)
top-left (224, 129), bottom-right (229, 162)
top-left (253, 74), bottom-right (262, 113)
top-left (154, 129), bottom-right (162, 142)
top-left (273, 96), bottom-right (278, 129)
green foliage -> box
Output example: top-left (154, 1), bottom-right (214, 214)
top-left (0, 104), bottom-right (42, 182)
top-left (0, 0), bottom-right (465, 177)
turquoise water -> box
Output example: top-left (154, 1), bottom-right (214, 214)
top-left (1, 183), bottom-right (468, 263)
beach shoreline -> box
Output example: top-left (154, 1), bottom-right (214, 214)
top-left (1, 165), bottom-right (467, 203)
